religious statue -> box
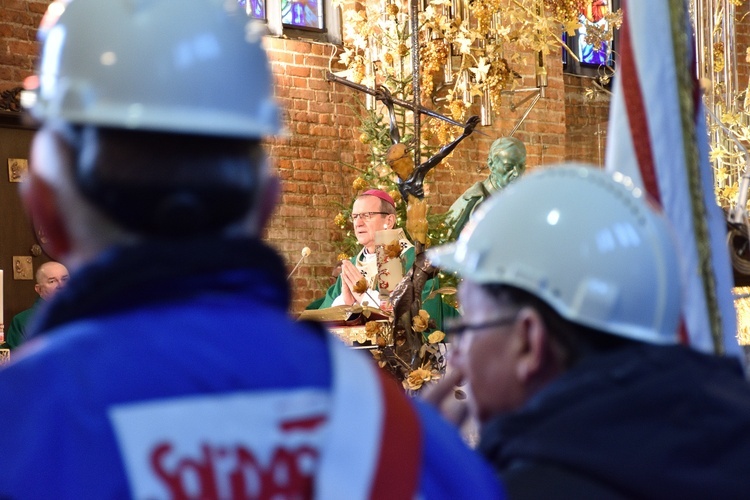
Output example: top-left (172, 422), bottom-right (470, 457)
top-left (446, 136), bottom-right (526, 240)
top-left (375, 84), bottom-right (480, 202)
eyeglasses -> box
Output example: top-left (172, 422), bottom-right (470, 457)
top-left (350, 212), bottom-right (389, 222)
top-left (444, 315), bottom-right (518, 336)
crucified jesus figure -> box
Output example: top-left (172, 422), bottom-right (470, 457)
top-left (374, 85), bottom-right (480, 202)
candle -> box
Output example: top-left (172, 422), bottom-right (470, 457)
top-left (375, 229), bottom-right (405, 301)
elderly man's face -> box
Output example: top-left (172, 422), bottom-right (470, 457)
top-left (451, 280), bottom-right (525, 423)
top-left (351, 195), bottom-right (393, 252)
top-left (35, 262), bottom-right (69, 301)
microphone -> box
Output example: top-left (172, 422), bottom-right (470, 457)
top-left (287, 247), bottom-right (312, 280)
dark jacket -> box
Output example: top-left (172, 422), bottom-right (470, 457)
top-left (479, 343), bottom-right (750, 499)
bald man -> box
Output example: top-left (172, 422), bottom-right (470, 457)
top-left (4, 261), bottom-right (69, 350)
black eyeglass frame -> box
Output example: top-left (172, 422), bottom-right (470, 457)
top-left (444, 315), bottom-right (518, 336)
top-left (350, 211), bottom-right (390, 222)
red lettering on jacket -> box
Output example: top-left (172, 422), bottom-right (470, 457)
top-left (150, 442), bottom-right (320, 499)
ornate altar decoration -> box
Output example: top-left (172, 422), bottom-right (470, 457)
top-left (695, 0), bottom-right (750, 346)
top-left (698, 0), bottom-right (746, 212)
top-left (324, 0), bottom-right (621, 389)
top-left (328, 0), bottom-right (622, 259)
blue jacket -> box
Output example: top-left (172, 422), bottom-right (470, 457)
top-left (0, 237), bottom-right (502, 499)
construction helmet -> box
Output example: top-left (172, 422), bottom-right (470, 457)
top-left (428, 164), bottom-right (682, 344)
top-left (23, 0), bottom-right (280, 138)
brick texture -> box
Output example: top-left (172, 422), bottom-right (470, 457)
top-left (563, 74), bottom-right (610, 165)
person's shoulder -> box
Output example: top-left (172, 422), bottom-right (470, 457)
top-left (10, 306), bottom-right (36, 324)
top-left (411, 399), bottom-right (505, 499)
top-left (501, 461), bottom-right (631, 500)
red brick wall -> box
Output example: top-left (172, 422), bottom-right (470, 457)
top-left (0, 3), bottom-right (597, 315)
top-left (564, 74), bottom-right (610, 166)
top-left (0, 0), bottom-right (47, 86)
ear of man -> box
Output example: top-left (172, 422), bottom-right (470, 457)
top-left (513, 307), bottom-right (565, 385)
top-left (386, 213), bottom-right (396, 229)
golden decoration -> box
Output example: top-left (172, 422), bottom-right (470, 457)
top-left (427, 330), bottom-right (446, 343)
top-left (333, 0), bottom-right (620, 133)
top-left (353, 277), bottom-right (369, 294)
top-left (365, 320), bottom-right (381, 340)
top-left (388, 189), bottom-right (402, 204)
top-left (353, 177), bottom-right (368, 191)
top-left (384, 239), bottom-right (402, 259)
top-left (334, 213), bottom-right (347, 228)
top-left (713, 42), bottom-right (725, 73)
top-left (402, 364), bottom-right (441, 391)
top-left (412, 309), bottom-right (430, 333)
top-left (406, 198), bottom-right (429, 244)
top-left (734, 287), bottom-right (750, 345)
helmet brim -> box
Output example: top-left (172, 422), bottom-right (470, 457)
top-left (426, 242), bottom-right (462, 276)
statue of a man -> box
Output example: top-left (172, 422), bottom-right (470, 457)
top-left (446, 137), bottom-right (526, 240)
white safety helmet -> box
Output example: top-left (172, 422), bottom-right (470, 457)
top-left (428, 164), bottom-right (682, 344)
top-left (23, 0), bottom-right (280, 138)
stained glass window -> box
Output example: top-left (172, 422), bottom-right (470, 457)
top-left (577, 1), bottom-right (612, 67)
top-left (281, 0), bottom-right (323, 30)
top-left (238, 0), bottom-right (266, 21)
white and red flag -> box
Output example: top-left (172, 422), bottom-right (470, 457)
top-left (605, 0), bottom-right (740, 358)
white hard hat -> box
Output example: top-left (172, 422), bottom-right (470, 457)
top-left (428, 164), bottom-right (682, 344)
top-left (23, 0), bottom-right (281, 138)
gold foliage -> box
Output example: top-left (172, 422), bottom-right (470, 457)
top-left (353, 277), bottom-right (369, 294)
top-left (332, 0), bottom-right (620, 124)
top-left (412, 309), bottom-right (430, 333)
top-left (403, 364), bottom-right (441, 391)
top-left (384, 239), bottom-right (402, 259)
top-left (734, 287), bottom-right (750, 345)
top-left (406, 197), bottom-right (429, 245)
top-left (428, 330), bottom-right (446, 343)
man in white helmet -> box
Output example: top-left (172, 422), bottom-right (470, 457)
top-left (426, 165), bottom-right (750, 498)
top-left (0, 1), bottom-right (502, 498)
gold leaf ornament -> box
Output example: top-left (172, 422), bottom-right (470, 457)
top-left (406, 198), bottom-right (429, 244)
top-left (412, 309), bottom-right (430, 333)
top-left (353, 177), bottom-right (368, 191)
top-left (334, 213), bottom-right (347, 228)
top-left (384, 239), bottom-right (401, 259)
top-left (427, 330), bottom-right (446, 343)
top-left (403, 367), bottom-right (433, 391)
top-left (353, 277), bottom-right (369, 294)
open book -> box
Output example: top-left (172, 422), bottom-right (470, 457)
top-left (297, 304), bottom-right (390, 327)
